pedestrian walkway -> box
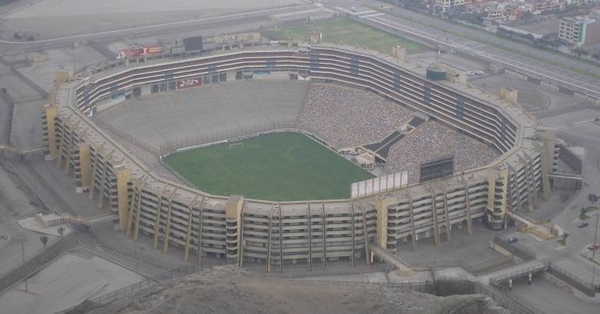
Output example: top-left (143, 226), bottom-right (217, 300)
top-left (369, 243), bottom-right (414, 276)
top-left (481, 260), bottom-right (549, 284)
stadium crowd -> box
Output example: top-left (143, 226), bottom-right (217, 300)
top-left (385, 121), bottom-right (500, 183)
top-left (297, 84), bottom-right (413, 147)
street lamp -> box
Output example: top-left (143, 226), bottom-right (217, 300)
top-left (592, 213), bottom-right (599, 291)
top-left (18, 236), bottom-right (28, 292)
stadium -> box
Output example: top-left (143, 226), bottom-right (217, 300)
top-left (43, 41), bottom-right (559, 272)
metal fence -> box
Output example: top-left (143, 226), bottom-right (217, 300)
top-left (548, 263), bottom-right (596, 297)
top-left (156, 122), bottom-right (295, 156)
top-left (260, 263), bottom-right (390, 279)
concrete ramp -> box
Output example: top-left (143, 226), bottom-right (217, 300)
top-left (506, 211), bottom-right (536, 226)
top-left (368, 244), bottom-right (414, 276)
top-left (0, 144), bottom-right (45, 155)
top-left (548, 172), bottom-right (583, 181)
top-left (62, 213), bottom-right (117, 228)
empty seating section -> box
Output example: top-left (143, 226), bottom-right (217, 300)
top-left (408, 116), bottom-right (425, 128)
top-left (376, 133), bottom-right (405, 159)
top-left (364, 131), bottom-right (402, 152)
top-left (297, 84), bottom-right (413, 148)
top-left (97, 80), bottom-right (310, 152)
top-left (385, 121), bottom-right (499, 183)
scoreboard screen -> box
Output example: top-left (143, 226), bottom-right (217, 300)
top-left (420, 156), bottom-right (454, 182)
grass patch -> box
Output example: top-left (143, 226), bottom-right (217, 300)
top-left (586, 206), bottom-right (599, 212)
top-left (262, 18), bottom-right (430, 55)
top-left (164, 132), bottom-right (374, 201)
top-left (557, 238), bottom-right (567, 246)
top-left (580, 213), bottom-right (590, 220)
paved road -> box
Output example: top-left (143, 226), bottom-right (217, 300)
top-left (340, 6), bottom-right (600, 100)
top-left (362, 1), bottom-right (600, 78)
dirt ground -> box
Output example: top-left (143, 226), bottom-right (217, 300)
top-left (97, 266), bottom-right (509, 314)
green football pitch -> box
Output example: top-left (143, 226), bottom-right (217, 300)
top-left (164, 132), bottom-right (374, 201)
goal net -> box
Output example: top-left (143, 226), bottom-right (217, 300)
top-left (229, 142), bottom-right (244, 150)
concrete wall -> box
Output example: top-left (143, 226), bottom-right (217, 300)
top-left (504, 69), bottom-right (528, 80)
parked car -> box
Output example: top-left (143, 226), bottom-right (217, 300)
top-left (588, 243), bottom-right (600, 251)
top-left (577, 221), bottom-right (589, 228)
top-left (507, 237), bottom-right (518, 243)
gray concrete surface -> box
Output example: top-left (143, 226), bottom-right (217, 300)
top-left (406, 50), bottom-right (487, 73)
top-left (0, 94), bottom-right (9, 145)
top-left (0, 64), bottom-right (43, 103)
top-left (0, 162), bottom-right (57, 278)
top-left (9, 158), bottom-right (191, 274)
top-left (509, 275), bottom-right (600, 314)
top-left (0, 249), bottom-right (145, 314)
top-left (471, 73), bottom-right (589, 114)
top-left (10, 99), bottom-right (44, 148)
top-left (17, 46), bottom-right (105, 92)
top-left (395, 222), bottom-right (510, 272)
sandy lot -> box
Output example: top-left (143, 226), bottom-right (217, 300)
top-left (6, 0), bottom-right (303, 17)
top-left (0, 0), bottom-right (305, 39)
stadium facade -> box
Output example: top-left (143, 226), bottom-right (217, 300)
top-left (43, 44), bottom-right (558, 271)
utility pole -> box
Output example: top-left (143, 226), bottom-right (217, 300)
top-left (72, 42), bottom-right (76, 75)
top-left (592, 213), bottom-right (599, 291)
top-left (20, 241), bottom-right (28, 292)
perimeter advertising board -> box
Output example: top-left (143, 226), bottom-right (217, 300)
top-left (351, 171), bottom-right (408, 199)
top-left (176, 77), bottom-right (203, 90)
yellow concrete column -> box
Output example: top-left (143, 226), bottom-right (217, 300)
top-left (115, 166), bottom-right (131, 231)
top-left (43, 104), bottom-right (58, 158)
top-left (375, 196), bottom-right (396, 250)
top-left (225, 196), bottom-right (244, 266)
top-left (78, 144), bottom-right (92, 189)
top-left (536, 128), bottom-right (557, 201)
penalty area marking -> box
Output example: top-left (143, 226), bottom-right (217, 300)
top-left (229, 142), bottom-right (244, 150)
